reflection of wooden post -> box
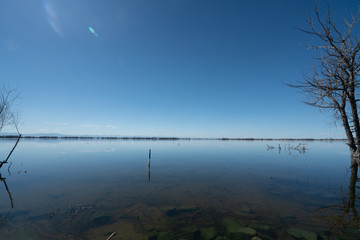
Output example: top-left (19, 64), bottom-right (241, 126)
top-left (148, 149), bottom-right (151, 166)
top-left (148, 149), bottom-right (151, 182)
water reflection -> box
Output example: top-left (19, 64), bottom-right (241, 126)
top-left (0, 175), bottom-right (12, 233)
top-left (0, 175), bottom-right (13, 208)
top-left (0, 136), bottom-right (20, 232)
top-left (0, 135), bottom-right (20, 209)
top-left (317, 157), bottom-right (360, 238)
top-left (0, 139), bottom-right (356, 239)
top-left (0, 209), bottom-right (10, 230)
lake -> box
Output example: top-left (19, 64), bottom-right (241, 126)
top-left (0, 138), bottom-right (358, 240)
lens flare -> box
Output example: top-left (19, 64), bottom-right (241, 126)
top-left (88, 27), bottom-right (98, 37)
top-left (43, 0), bottom-right (64, 38)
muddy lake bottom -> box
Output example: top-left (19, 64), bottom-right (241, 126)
top-left (0, 139), bottom-right (358, 239)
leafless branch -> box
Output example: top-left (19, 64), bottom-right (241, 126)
top-left (289, 6), bottom-right (360, 154)
top-left (0, 85), bottom-right (21, 134)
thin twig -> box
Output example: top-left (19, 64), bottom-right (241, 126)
top-left (7, 162), bottom-right (12, 175)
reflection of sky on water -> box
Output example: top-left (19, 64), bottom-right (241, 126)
top-left (0, 139), bottom-right (349, 190)
top-left (1, 139), bottom-right (350, 169)
top-left (0, 139), bottom-right (355, 238)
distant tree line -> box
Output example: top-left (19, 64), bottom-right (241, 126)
top-left (0, 135), bottom-right (345, 141)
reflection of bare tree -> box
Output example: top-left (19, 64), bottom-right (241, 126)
top-left (316, 158), bottom-right (360, 238)
top-left (0, 175), bottom-right (13, 208)
top-left (0, 134), bottom-right (21, 209)
top-left (0, 210), bottom-right (11, 230)
top-left (0, 134), bottom-right (20, 231)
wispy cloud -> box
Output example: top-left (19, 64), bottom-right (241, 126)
top-left (105, 148), bottom-right (115, 153)
top-left (46, 122), bottom-right (69, 126)
top-left (39, 129), bottom-right (50, 132)
top-left (79, 149), bottom-right (100, 153)
top-left (5, 39), bottom-right (19, 51)
top-left (105, 125), bottom-right (117, 129)
top-left (81, 124), bottom-right (101, 128)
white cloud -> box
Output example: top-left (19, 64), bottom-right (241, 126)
top-left (105, 125), bottom-right (117, 129)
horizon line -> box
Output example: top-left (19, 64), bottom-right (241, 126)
top-left (0, 134), bottom-right (347, 141)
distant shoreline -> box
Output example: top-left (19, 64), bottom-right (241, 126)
top-left (0, 135), bottom-right (347, 141)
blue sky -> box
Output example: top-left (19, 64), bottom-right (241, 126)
top-left (1, 0), bottom-right (358, 138)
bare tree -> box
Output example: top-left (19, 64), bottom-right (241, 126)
top-left (0, 85), bottom-right (20, 134)
top-left (0, 86), bottom-right (21, 209)
top-left (0, 85), bottom-right (21, 169)
top-left (290, 7), bottom-right (360, 159)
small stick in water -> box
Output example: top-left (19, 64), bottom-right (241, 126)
top-left (106, 232), bottom-right (116, 240)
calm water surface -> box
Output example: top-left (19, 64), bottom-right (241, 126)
top-left (0, 139), bottom-right (358, 239)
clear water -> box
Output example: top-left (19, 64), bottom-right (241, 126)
top-left (0, 139), bottom-right (358, 240)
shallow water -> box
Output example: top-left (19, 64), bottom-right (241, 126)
top-left (0, 139), bottom-right (358, 239)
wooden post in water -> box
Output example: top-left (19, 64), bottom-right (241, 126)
top-left (148, 149), bottom-right (151, 182)
top-left (148, 149), bottom-right (151, 162)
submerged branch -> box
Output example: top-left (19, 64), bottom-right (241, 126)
top-left (106, 232), bottom-right (116, 240)
top-left (266, 143), bottom-right (308, 154)
top-left (0, 134), bottom-right (21, 169)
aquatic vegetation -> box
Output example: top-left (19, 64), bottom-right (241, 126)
top-left (287, 228), bottom-right (317, 240)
